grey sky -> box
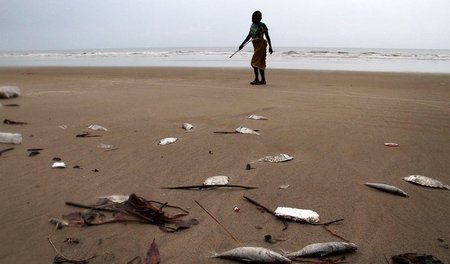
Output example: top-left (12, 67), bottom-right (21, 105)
top-left (1, 0), bottom-right (449, 51)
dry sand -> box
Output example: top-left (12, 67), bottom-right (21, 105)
top-left (0, 67), bottom-right (449, 263)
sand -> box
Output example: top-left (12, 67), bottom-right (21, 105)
top-left (0, 67), bottom-right (449, 263)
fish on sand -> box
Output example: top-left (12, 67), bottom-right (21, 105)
top-left (364, 182), bottom-right (408, 197)
top-left (284, 242), bottom-right (357, 259)
top-left (403, 175), bottom-right (449, 190)
top-left (214, 246), bottom-right (291, 263)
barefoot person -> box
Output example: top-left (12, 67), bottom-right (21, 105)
top-left (239, 11), bottom-right (273, 85)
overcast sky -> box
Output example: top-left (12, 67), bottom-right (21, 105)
top-left (1, 0), bottom-right (449, 51)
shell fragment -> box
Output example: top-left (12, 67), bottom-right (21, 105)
top-left (182, 123), bottom-right (194, 130)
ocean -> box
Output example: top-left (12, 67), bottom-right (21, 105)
top-left (0, 47), bottom-right (449, 73)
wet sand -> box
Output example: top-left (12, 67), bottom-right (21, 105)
top-left (0, 67), bottom-right (449, 263)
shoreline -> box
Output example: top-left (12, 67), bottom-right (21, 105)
top-left (1, 67), bottom-right (449, 263)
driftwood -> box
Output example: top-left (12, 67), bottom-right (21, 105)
top-left (162, 184), bottom-right (258, 190)
top-left (58, 194), bottom-right (197, 232)
top-left (0, 147), bottom-right (14, 156)
top-left (3, 119), bottom-right (28, 125)
top-left (76, 132), bottom-right (102, 138)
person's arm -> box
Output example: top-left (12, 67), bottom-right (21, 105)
top-left (239, 33), bottom-right (251, 50)
top-left (264, 31), bottom-right (273, 54)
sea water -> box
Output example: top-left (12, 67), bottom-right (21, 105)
top-left (0, 47), bottom-right (449, 73)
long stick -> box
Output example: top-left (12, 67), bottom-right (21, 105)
top-left (162, 184), bottom-right (258, 190)
top-left (195, 200), bottom-right (241, 245)
top-left (229, 40), bottom-right (251, 58)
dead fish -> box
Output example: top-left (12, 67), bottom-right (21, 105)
top-left (384, 142), bottom-right (399, 147)
top-left (214, 246), bottom-right (291, 263)
top-left (158, 137), bottom-right (178, 145)
top-left (203, 175), bottom-right (230, 185)
top-left (249, 115), bottom-right (269, 120)
top-left (285, 242), bottom-right (357, 258)
top-left (182, 123), bottom-right (194, 130)
top-left (403, 175), bottom-right (449, 190)
top-left (364, 182), bottom-right (408, 197)
top-left (236, 126), bottom-right (260, 135)
top-left (88, 124), bottom-right (108, 131)
top-left (257, 153), bottom-right (293, 163)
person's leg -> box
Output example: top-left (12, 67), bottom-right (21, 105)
top-left (250, 67), bottom-right (259, 85)
top-left (259, 69), bottom-right (266, 84)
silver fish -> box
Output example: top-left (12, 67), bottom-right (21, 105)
top-left (248, 115), bottom-right (269, 120)
top-left (258, 153), bottom-right (293, 163)
top-left (235, 127), bottom-right (260, 135)
top-left (365, 182), bottom-right (408, 197)
top-left (403, 175), bottom-right (449, 190)
top-left (215, 247), bottom-right (291, 263)
top-left (285, 242), bottom-right (357, 258)
top-left (158, 137), bottom-right (178, 145)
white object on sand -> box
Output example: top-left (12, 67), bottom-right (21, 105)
top-left (0, 132), bottom-right (22, 144)
top-left (97, 195), bottom-right (129, 203)
top-left (364, 182), bottom-right (408, 197)
top-left (52, 162), bottom-right (66, 168)
top-left (182, 123), bottom-right (194, 130)
top-left (248, 115), bottom-right (268, 120)
top-left (235, 127), bottom-right (259, 135)
top-left (384, 143), bottom-right (399, 147)
top-left (258, 153), bottom-right (293, 163)
top-left (0, 86), bottom-right (20, 99)
top-left (274, 207), bottom-right (320, 223)
top-left (284, 242), bottom-right (358, 258)
top-left (88, 124), bottom-right (108, 131)
top-left (158, 137), bottom-right (178, 145)
top-left (203, 176), bottom-right (231, 185)
top-left (403, 175), bottom-right (449, 190)
top-left (97, 143), bottom-right (113, 149)
top-left (214, 247), bottom-right (292, 263)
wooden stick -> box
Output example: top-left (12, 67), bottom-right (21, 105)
top-left (195, 200), bottom-right (241, 245)
top-left (162, 184), bottom-right (258, 190)
top-left (322, 225), bottom-right (350, 242)
top-left (243, 195), bottom-right (289, 230)
top-left (0, 147), bottom-right (14, 156)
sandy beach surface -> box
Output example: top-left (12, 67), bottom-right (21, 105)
top-left (1, 67), bottom-right (449, 263)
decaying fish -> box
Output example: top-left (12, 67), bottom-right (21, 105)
top-left (158, 137), bottom-right (178, 145)
top-left (258, 153), bottom-right (293, 163)
top-left (284, 242), bottom-right (357, 258)
top-left (249, 115), bottom-right (269, 120)
top-left (182, 123), bottom-right (194, 130)
top-left (203, 176), bottom-right (230, 185)
top-left (391, 252), bottom-right (443, 264)
top-left (235, 126), bottom-right (260, 135)
top-left (88, 124), bottom-right (108, 131)
top-left (214, 246), bottom-right (291, 263)
top-left (403, 175), bottom-right (449, 190)
top-left (274, 207), bottom-right (320, 223)
top-left (364, 182), bottom-right (408, 197)
top-left (145, 239), bottom-right (161, 264)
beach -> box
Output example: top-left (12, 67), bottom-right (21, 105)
top-left (0, 67), bottom-right (449, 263)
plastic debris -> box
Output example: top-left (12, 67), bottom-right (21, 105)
top-left (235, 127), bottom-right (260, 135)
top-left (203, 176), bottom-right (230, 185)
top-left (97, 143), bottom-right (114, 149)
top-left (0, 132), bottom-right (22, 144)
top-left (403, 175), bottom-right (449, 190)
top-left (88, 124), bottom-right (108, 131)
top-left (258, 153), bottom-right (293, 163)
top-left (384, 142), bottom-right (399, 147)
top-left (182, 123), bottom-right (194, 130)
top-left (0, 86), bottom-right (20, 99)
top-left (52, 162), bottom-right (66, 168)
top-left (248, 114), bottom-right (269, 120)
top-left (274, 207), bottom-right (320, 223)
top-left (158, 137), bottom-right (178, 145)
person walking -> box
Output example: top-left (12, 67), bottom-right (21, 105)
top-left (239, 10), bottom-right (273, 85)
